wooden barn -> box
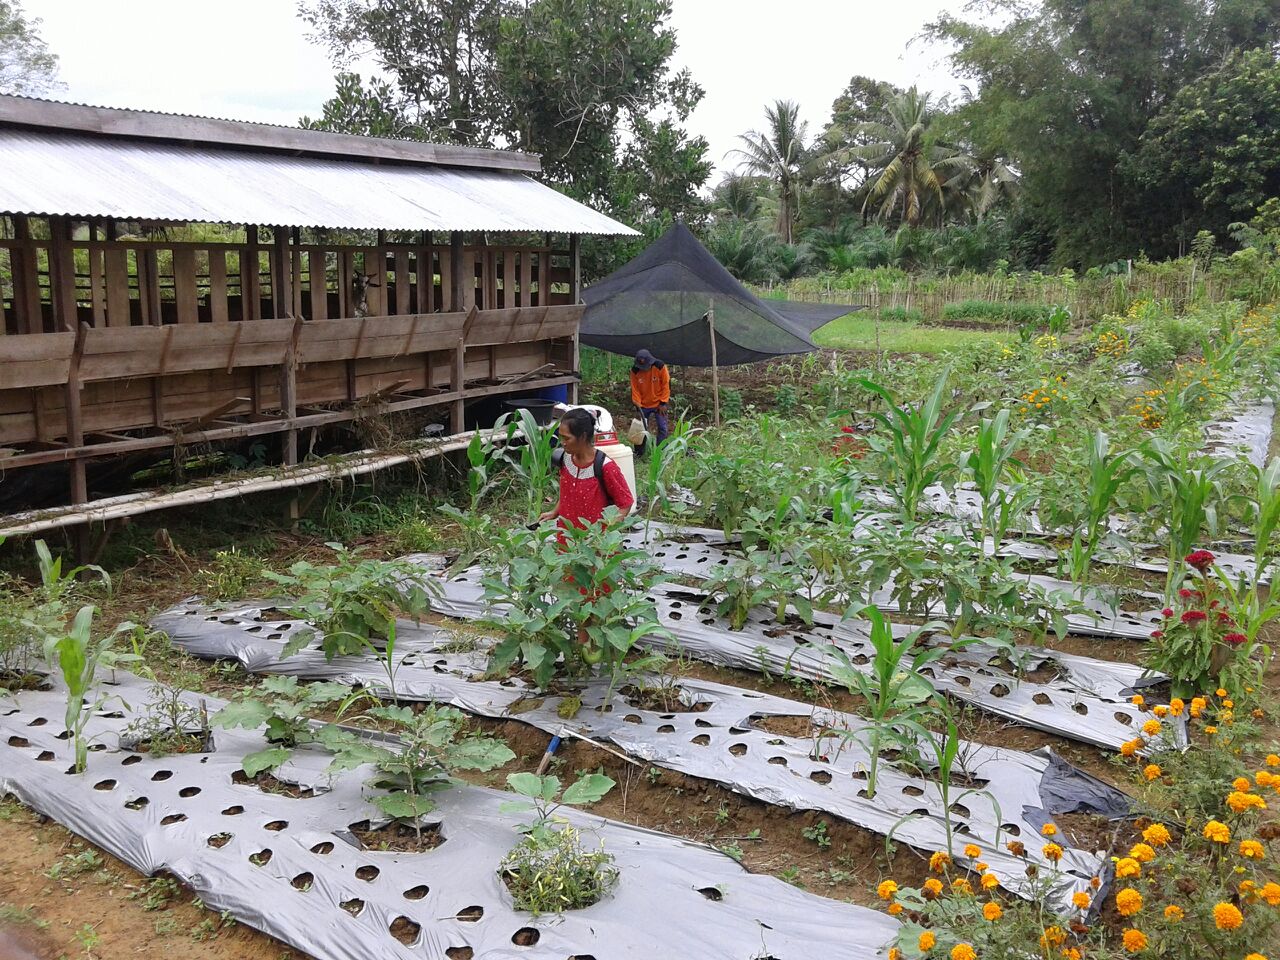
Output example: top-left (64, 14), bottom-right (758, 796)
top-left (0, 96), bottom-right (634, 541)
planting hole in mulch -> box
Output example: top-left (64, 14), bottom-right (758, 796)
top-left (445, 948), bottom-right (473, 960)
top-left (0, 671), bottom-right (50, 692)
top-left (206, 832), bottom-right (233, 848)
top-left (230, 769), bottom-right (317, 798)
top-left (621, 684), bottom-right (712, 713)
top-left (512, 927), bottom-right (540, 945)
top-left (349, 819), bottom-right (445, 853)
top-left (389, 916), bottom-right (421, 946)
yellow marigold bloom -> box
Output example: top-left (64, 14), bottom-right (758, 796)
top-left (975, 861), bottom-right (988, 872)
top-left (1204, 820), bottom-right (1232, 843)
top-left (1142, 763), bottom-right (1161, 781)
top-left (1241, 880), bottom-right (1258, 898)
top-left (982, 902), bottom-right (1002, 921)
top-left (1213, 901), bottom-right (1244, 930)
top-left (929, 851), bottom-right (951, 872)
top-left (1129, 843), bottom-right (1156, 863)
top-left (1142, 823), bottom-right (1171, 847)
top-left (1152, 705), bottom-right (1168, 717)
top-left (1244, 954), bottom-right (1268, 960)
top-left (888, 902), bottom-right (904, 915)
top-left (1072, 891), bottom-right (1091, 910)
top-left (1130, 694), bottom-right (1145, 706)
top-left (1205, 725), bottom-right (1218, 734)
top-left (1043, 843), bottom-right (1064, 863)
top-left (1259, 771), bottom-right (1275, 788)
top-left (1263, 882), bottom-right (1280, 905)
top-left (1223, 699), bottom-right (1234, 709)
top-left (1115, 888), bottom-right (1143, 916)
top-left (952, 878), bottom-right (973, 895)
top-left (1115, 857), bottom-right (1142, 878)
top-left (889, 950), bottom-right (901, 960)
top-left (1164, 904), bottom-right (1183, 922)
top-left (964, 843), bottom-right (981, 858)
top-left (1240, 839), bottom-right (1266, 859)
top-left (877, 879), bottom-right (898, 901)
top-left (950, 945), bottom-right (977, 960)
top-left (919, 931), bottom-right (937, 952)
top-left (1141, 718), bottom-right (1162, 736)
top-left (1039, 926), bottom-right (1066, 949)
top-left (1217, 688), bottom-right (1228, 698)
top-left (1121, 928), bottom-right (1148, 953)
top-left (923, 878), bottom-right (943, 898)
top-left (1228, 791), bottom-right (1267, 813)
top-left (1235, 777), bottom-right (1253, 791)
top-left (1041, 823), bottom-right (1058, 836)
top-left (1169, 698), bottom-right (1185, 715)
top-left (1268, 754), bottom-right (1280, 767)
top-left (1062, 950), bottom-right (1082, 960)
top-left (1121, 739), bottom-right (1141, 757)
top-left (980, 873), bottom-right (998, 890)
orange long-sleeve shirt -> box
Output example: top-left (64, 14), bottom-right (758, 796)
top-left (630, 362), bottom-right (670, 407)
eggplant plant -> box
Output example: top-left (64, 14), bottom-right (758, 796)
top-left (214, 676), bottom-right (358, 777)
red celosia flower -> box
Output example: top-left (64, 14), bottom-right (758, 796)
top-left (1178, 589), bottom-right (1194, 599)
top-left (1151, 630), bottom-right (1164, 639)
top-left (1224, 632), bottom-right (1247, 646)
top-left (1185, 549), bottom-right (1215, 572)
top-left (1217, 611), bottom-right (1235, 624)
top-left (841, 426), bottom-right (855, 434)
top-left (1181, 610), bottom-right (1207, 623)
top-left (1209, 599), bottom-right (1219, 609)
top-left (1161, 607), bottom-right (1173, 617)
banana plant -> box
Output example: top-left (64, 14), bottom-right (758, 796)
top-left (858, 371), bottom-right (962, 522)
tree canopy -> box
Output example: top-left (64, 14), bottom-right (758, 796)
top-left (0, 1), bottom-right (59, 96)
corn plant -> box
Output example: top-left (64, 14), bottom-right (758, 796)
top-left (1047, 430), bottom-right (1138, 585)
top-left (489, 408), bottom-right (559, 523)
top-left (324, 705), bottom-right (514, 850)
top-left (439, 431), bottom-right (500, 566)
top-left (859, 372), bottom-right (962, 522)
top-left (827, 607), bottom-right (952, 800)
top-left (45, 606), bottom-right (139, 773)
top-left (640, 420), bottom-right (695, 539)
top-left (957, 408), bottom-right (1032, 547)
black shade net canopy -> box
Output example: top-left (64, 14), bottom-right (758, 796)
top-left (580, 223), bottom-right (856, 367)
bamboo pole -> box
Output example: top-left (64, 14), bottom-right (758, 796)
top-left (708, 298), bottom-right (720, 428)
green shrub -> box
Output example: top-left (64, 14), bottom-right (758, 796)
top-left (877, 306), bottom-right (923, 324)
top-left (940, 300), bottom-right (1051, 327)
top-left (1131, 333), bottom-right (1176, 372)
top-left (719, 387), bottom-right (744, 420)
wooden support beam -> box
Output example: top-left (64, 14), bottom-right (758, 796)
top-left (569, 233), bottom-right (581, 304)
top-left (49, 216), bottom-right (78, 331)
top-left (272, 228), bottom-right (293, 319)
top-left (449, 232), bottom-right (466, 314)
top-left (451, 337), bottom-right (466, 433)
top-left (66, 323), bottom-right (88, 507)
top-left (281, 316), bottom-right (302, 466)
top-left (244, 225), bottom-right (261, 322)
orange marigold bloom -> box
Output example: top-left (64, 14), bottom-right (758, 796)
top-left (1164, 904), bottom-right (1183, 922)
top-left (923, 878), bottom-right (943, 898)
top-left (983, 902), bottom-right (1002, 921)
top-left (888, 903), bottom-right (904, 915)
top-left (1213, 901), bottom-right (1244, 930)
top-left (1043, 843), bottom-right (1064, 863)
top-left (1217, 688), bottom-right (1228, 697)
top-left (980, 873), bottom-right (999, 890)
top-left (1243, 954), bottom-right (1268, 960)
top-left (1007, 840), bottom-right (1026, 857)
top-left (952, 878), bottom-right (973, 895)
top-left (1121, 739), bottom-right (1141, 757)
top-left (889, 950), bottom-right (901, 960)
top-left (1072, 891), bottom-right (1091, 910)
top-left (1235, 777), bottom-right (1254, 792)
top-left (1141, 719), bottom-right (1162, 736)
top-left (1241, 880), bottom-right (1258, 899)
top-left (877, 879), bottom-right (898, 901)
top-left (919, 931), bottom-right (937, 952)
top-left (1115, 857), bottom-right (1142, 879)
top-left (1041, 823), bottom-right (1058, 836)
top-left (1259, 772), bottom-right (1275, 788)
top-left (1129, 843), bottom-right (1156, 863)
top-left (1130, 694), bottom-right (1145, 707)
top-left (1142, 823), bottom-right (1171, 846)
top-left (1122, 928), bottom-right (1148, 953)
top-left (1170, 698), bottom-right (1185, 715)
top-left (1090, 875), bottom-right (1101, 889)
top-left (1268, 754), bottom-right (1280, 767)
top-left (963, 843), bottom-right (981, 858)
top-left (1263, 882), bottom-right (1280, 905)
top-left (1204, 820), bottom-right (1232, 844)
top-left (1228, 791), bottom-right (1267, 813)
top-left (975, 861), bottom-right (988, 872)
top-left (950, 945), bottom-right (977, 960)
top-left (1062, 950), bottom-right (1082, 960)
top-left (1240, 839), bottom-right (1266, 859)
top-left (1116, 888), bottom-right (1143, 916)
top-left (1153, 705), bottom-right (1169, 718)
top-left (929, 851), bottom-right (951, 872)
top-left (1205, 725), bottom-right (1219, 735)
top-left (1224, 699), bottom-right (1235, 709)
top-left (1039, 926), bottom-right (1066, 949)
top-left (1143, 763), bottom-right (1161, 781)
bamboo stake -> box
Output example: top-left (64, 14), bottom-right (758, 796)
top-left (708, 298), bottom-right (720, 428)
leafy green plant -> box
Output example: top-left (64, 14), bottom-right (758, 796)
top-left (719, 387), bottom-right (744, 420)
top-left (859, 371), bottom-right (962, 521)
top-left (270, 543), bottom-right (440, 699)
top-left (480, 509), bottom-right (670, 690)
top-left (957, 407), bottom-right (1032, 545)
top-left (194, 548), bottom-right (268, 600)
top-left (213, 676), bottom-right (356, 777)
top-left (640, 419), bottom-right (695, 537)
top-left (499, 825), bottom-right (620, 914)
top-left (774, 383), bottom-right (799, 416)
top-left (439, 430), bottom-right (500, 566)
top-left (45, 606), bottom-right (138, 773)
top-left (124, 650), bottom-right (211, 757)
top-left (490, 408), bottom-right (559, 522)
top-left (703, 547), bottom-right (815, 628)
top-left (1044, 430), bottom-right (1138, 585)
top-left (502, 771), bottom-right (616, 842)
top-left (324, 705), bottom-right (514, 850)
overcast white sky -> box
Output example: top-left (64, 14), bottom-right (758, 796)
top-left (32, 0), bottom-right (967, 181)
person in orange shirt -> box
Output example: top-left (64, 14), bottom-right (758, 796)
top-left (630, 348), bottom-right (670, 444)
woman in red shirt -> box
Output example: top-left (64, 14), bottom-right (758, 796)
top-left (539, 408), bottom-right (634, 527)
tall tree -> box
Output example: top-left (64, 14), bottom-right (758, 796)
top-left (730, 100), bottom-right (808, 244)
top-left (858, 88), bottom-right (970, 227)
top-left (0, 1), bottom-right (60, 96)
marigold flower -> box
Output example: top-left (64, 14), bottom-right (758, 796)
top-left (1163, 904), bottom-right (1183, 922)
top-left (1007, 840), bottom-right (1026, 857)
top-left (1041, 823), bottom-right (1058, 836)
top-left (1181, 609), bottom-right (1207, 623)
top-left (1090, 875), bottom-right (1101, 889)
top-left (1240, 839), bottom-right (1266, 859)
top-left (1263, 882), bottom-right (1280, 905)
top-left (1259, 771), bottom-right (1275, 788)
top-left (950, 945), bottom-right (976, 960)
top-left (919, 931), bottom-right (937, 952)
top-left (1153, 705), bottom-right (1169, 718)
top-left (1235, 777), bottom-right (1254, 792)
top-left (1268, 754), bottom-right (1280, 767)
top-left (1116, 888), bottom-right (1143, 916)
top-left (1129, 843), bottom-right (1156, 863)
top-left (888, 902), bottom-right (904, 915)
top-left (877, 879), bottom-right (898, 901)
top-left (923, 878), bottom-right (943, 898)
top-left (1039, 926), bottom-right (1066, 949)
top-left (1115, 857), bottom-right (1141, 878)
top-left (1241, 880), bottom-right (1258, 898)
top-left (1224, 698), bottom-right (1235, 708)
top-left (929, 851), bottom-right (950, 872)
top-left (1243, 954), bottom-right (1268, 960)
top-left (1143, 763), bottom-right (1161, 781)
top-left (1130, 694), bottom-right (1145, 707)
top-left (1121, 928), bottom-right (1148, 952)
top-left (888, 950), bottom-right (901, 960)
top-left (1170, 698), bottom-right (1185, 715)
top-left (982, 901), bottom-right (1002, 921)
top-left (1121, 739), bottom-right (1141, 757)
top-left (964, 843), bottom-right (981, 858)
top-left (1141, 719), bottom-right (1162, 736)
top-left (952, 878), bottom-right (973, 895)
top-left (1228, 791), bottom-right (1267, 813)
top-left (1204, 820), bottom-right (1232, 843)
top-left (1205, 725), bottom-right (1218, 734)
top-left (1043, 843), bottom-right (1064, 863)
top-left (1213, 901), bottom-right (1243, 930)
top-left (1216, 687), bottom-right (1228, 697)
top-left (1072, 891), bottom-right (1091, 910)
top-left (1142, 823), bottom-right (1171, 846)
top-left (975, 861), bottom-right (988, 872)
top-left (1062, 950), bottom-right (1082, 960)
top-left (1185, 549), bottom-right (1215, 571)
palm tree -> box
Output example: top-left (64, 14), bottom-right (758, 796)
top-left (857, 88), bottom-right (971, 227)
top-left (729, 100), bottom-right (808, 244)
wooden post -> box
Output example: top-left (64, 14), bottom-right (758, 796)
top-left (569, 233), bottom-right (581, 303)
top-left (708, 298), bottom-right (720, 428)
top-left (449, 231), bottom-right (466, 313)
top-left (49, 216), bottom-right (78, 331)
top-left (12, 215), bottom-right (41, 333)
top-left (244, 225), bottom-right (261, 322)
top-left (451, 337), bottom-right (466, 434)
top-left (272, 228), bottom-right (293, 319)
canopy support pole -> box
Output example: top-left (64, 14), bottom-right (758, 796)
top-left (708, 298), bottom-right (720, 428)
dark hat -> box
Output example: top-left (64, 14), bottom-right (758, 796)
top-left (635, 348), bottom-right (656, 368)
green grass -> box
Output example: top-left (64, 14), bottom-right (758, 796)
top-left (812, 316), bottom-right (1008, 353)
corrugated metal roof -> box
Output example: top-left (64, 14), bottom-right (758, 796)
top-left (0, 130), bottom-right (637, 235)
